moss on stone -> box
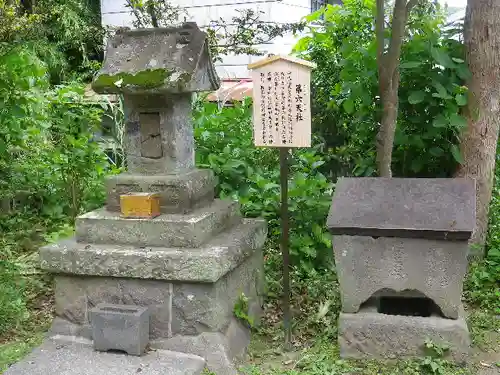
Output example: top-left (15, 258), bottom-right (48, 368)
top-left (93, 69), bottom-right (173, 91)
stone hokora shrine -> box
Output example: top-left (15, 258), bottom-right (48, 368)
top-left (327, 178), bottom-right (475, 362)
top-left (5, 23), bottom-right (267, 375)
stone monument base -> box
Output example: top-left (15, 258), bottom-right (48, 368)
top-left (35, 317), bottom-right (248, 375)
top-left (3, 338), bottom-right (206, 375)
top-left (338, 306), bottom-right (470, 363)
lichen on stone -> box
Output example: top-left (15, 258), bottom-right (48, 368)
top-left (93, 69), bottom-right (173, 91)
top-left (93, 67), bottom-right (194, 93)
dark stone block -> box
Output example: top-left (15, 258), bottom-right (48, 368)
top-left (327, 178), bottom-right (475, 240)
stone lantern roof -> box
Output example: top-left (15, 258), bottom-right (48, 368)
top-left (92, 22), bottom-right (220, 95)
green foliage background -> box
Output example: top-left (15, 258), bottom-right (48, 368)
top-left (294, 0), bottom-right (469, 178)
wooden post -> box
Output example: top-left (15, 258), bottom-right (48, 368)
top-left (279, 147), bottom-right (292, 349)
top-left (248, 54), bottom-right (315, 350)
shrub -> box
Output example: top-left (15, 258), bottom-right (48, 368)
top-left (194, 99), bottom-right (334, 273)
top-left (294, 0), bottom-right (468, 178)
top-left (0, 261), bottom-right (28, 336)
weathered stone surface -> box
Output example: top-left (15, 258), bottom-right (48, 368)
top-left (76, 199), bottom-right (241, 248)
top-left (90, 303), bottom-right (150, 356)
top-left (333, 235), bottom-right (468, 319)
top-left (49, 317), bottom-right (92, 339)
top-left (54, 277), bottom-right (174, 340)
top-left (123, 94), bottom-right (195, 175)
top-left (223, 318), bottom-right (251, 361)
top-left (42, 219), bottom-right (266, 282)
top-left (338, 307), bottom-right (470, 363)
top-left (327, 178), bottom-right (475, 240)
top-left (171, 251), bottom-right (263, 335)
top-left (3, 339), bottom-right (206, 375)
top-left (151, 329), bottom-right (244, 375)
top-left (106, 168), bottom-right (216, 213)
top-left (139, 112), bottom-right (162, 158)
top-left (54, 277), bottom-right (122, 324)
top-left (50, 250), bottom-right (263, 340)
top-left (92, 23), bottom-right (220, 95)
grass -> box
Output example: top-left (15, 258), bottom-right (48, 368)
top-left (243, 338), bottom-right (477, 375)
top-left (0, 216), bottom-right (69, 373)
top-left (237, 256), bottom-right (499, 375)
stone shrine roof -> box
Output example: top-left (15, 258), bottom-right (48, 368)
top-left (92, 22), bottom-right (220, 95)
top-left (327, 178), bottom-right (476, 241)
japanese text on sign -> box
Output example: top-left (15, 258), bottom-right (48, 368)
top-left (250, 59), bottom-right (312, 148)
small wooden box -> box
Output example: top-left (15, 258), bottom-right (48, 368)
top-left (120, 192), bottom-right (161, 219)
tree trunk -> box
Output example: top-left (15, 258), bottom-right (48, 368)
top-left (456, 0), bottom-right (500, 254)
top-left (377, 71), bottom-right (400, 178)
top-left (375, 0), bottom-right (417, 177)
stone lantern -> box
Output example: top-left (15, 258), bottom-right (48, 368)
top-left (12, 23), bottom-right (268, 375)
top-left (327, 178), bottom-right (475, 362)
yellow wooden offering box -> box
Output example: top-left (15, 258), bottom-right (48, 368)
top-left (120, 192), bottom-right (161, 218)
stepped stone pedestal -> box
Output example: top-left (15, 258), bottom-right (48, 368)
top-left (327, 178), bottom-right (475, 363)
top-left (6, 23), bottom-right (266, 375)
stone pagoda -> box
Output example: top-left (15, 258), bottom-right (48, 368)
top-left (327, 178), bottom-right (475, 363)
top-left (5, 23), bottom-right (266, 375)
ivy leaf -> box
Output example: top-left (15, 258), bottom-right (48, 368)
top-left (431, 47), bottom-right (455, 68)
top-left (455, 93), bottom-right (467, 106)
top-left (450, 113), bottom-right (468, 129)
top-left (456, 64), bottom-right (471, 80)
top-left (430, 362), bottom-right (439, 372)
top-left (432, 114), bottom-right (448, 128)
top-left (432, 82), bottom-right (451, 99)
top-left (311, 160), bottom-right (325, 169)
top-left (343, 99), bottom-right (354, 114)
top-left (429, 147), bottom-right (444, 157)
top-left (451, 144), bottom-right (464, 164)
top-left (408, 91), bottom-right (425, 104)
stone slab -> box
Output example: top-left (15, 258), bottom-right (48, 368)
top-left (338, 307), bottom-right (470, 363)
top-left (76, 199), bottom-right (241, 248)
top-left (49, 250), bottom-right (264, 340)
top-left (106, 169), bottom-right (215, 213)
top-left (3, 339), bottom-right (205, 375)
top-left (47, 321), bottom-right (250, 375)
top-left (92, 23), bottom-right (220, 95)
top-left (90, 303), bottom-right (150, 356)
top-left (327, 178), bottom-right (475, 240)
top-left (151, 330), bottom-right (242, 375)
top-left (333, 235), bottom-right (468, 319)
top-left (41, 219), bottom-right (267, 282)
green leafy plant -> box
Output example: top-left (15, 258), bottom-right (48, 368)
top-left (234, 293), bottom-right (254, 329)
top-left (294, 0), bottom-right (468, 179)
top-left (0, 0), bottom-right (103, 82)
top-left (420, 340), bottom-right (451, 375)
top-left (193, 99), bottom-right (333, 273)
top-left (0, 261), bottom-right (28, 336)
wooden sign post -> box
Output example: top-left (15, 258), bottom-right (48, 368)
top-left (248, 55), bottom-right (315, 350)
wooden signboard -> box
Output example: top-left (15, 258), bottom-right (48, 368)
top-left (248, 55), bottom-right (316, 350)
top-left (248, 55), bottom-right (315, 148)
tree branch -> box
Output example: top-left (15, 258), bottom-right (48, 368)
top-left (385, 0), bottom-right (409, 88)
top-left (125, 0), bottom-right (146, 28)
top-left (375, 0), bottom-right (385, 65)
